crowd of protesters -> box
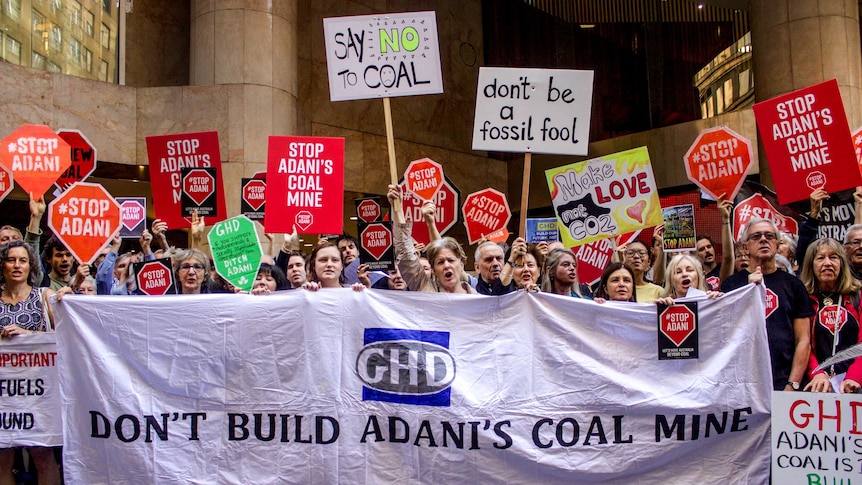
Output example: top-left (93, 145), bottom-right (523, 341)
top-left (3, 184), bottom-right (862, 482)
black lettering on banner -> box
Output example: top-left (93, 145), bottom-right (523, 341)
top-left (492, 421), bottom-right (513, 449)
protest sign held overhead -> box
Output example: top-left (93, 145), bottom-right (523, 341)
top-left (546, 147), bottom-right (662, 247)
top-left (462, 188), bottom-right (511, 245)
top-left (354, 196), bottom-right (382, 223)
top-left (525, 217), bottom-right (559, 243)
top-left (399, 175), bottom-right (460, 246)
top-left (404, 158), bottom-right (444, 202)
top-left (358, 220), bottom-right (395, 272)
top-left (117, 197), bottom-right (146, 238)
top-left (732, 192), bottom-right (798, 241)
top-left (662, 204), bottom-right (696, 252)
top-left (181, 167), bottom-right (219, 219)
top-left (133, 258), bottom-right (176, 296)
top-left (265, 136), bottom-right (344, 234)
top-left (47, 182), bottom-right (120, 265)
top-left (323, 11), bottom-right (443, 101)
top-left (0, 124), bottom-right (71, 197)
top-left (145, 131), bottom-right (226, 228)
top-left (472, 67), bottom-right (593, 156)
top-left (240, 178), bottom-right (266, 221)
top-left (55, 129), bottom-right (97, 191)
top-left (753, 79), bottom-right (860, 204)
top-left (208, 215), bottom-right (262, 293)
top-left (0, 164), bottom-right (12, 203)
top-left (684, 126), bottom-right (753, 201)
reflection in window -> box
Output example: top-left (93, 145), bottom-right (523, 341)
top-left (32, 52), bottom-right (47, 69)
top-left (6, 0), bottom-right (21, 21)
top-left (71, 1), bottom-right (82, 26)
top-left (48, 61), bottom-right (62, 73)
top-left (70, 38), bottom-right (81, 62)
top-left (83, 47), bottom-right (92, 72)
top-left (100, 23), bottom-right (110, 49)
top-left (102, 0), bottom-right (110, 14)
top-left (5, 35), bottom-right (21, 65)
top-left (99, 59), bottom-right (108, 81)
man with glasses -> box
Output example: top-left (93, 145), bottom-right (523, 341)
top-left (844, 224), bottom-right (862, 281)
top-left (721, 218), bottom-right (813, 392)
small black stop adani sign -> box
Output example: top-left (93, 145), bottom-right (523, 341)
top-left (181, 167), bottom-right (219, 218)
top-left (358, 221), bottom-right (394, 272)
top-left (657, 302), bottom-right (698, 360)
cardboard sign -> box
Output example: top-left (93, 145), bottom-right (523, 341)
top-left (525, 217), bottom-right (559, 243)
top-left (404, 158), bottom-right (443, 202)
top-left (657, 302), bottom-right (698, 360)
top-left (0, 124), bottom-right (71, 197)
top-left (323, 11), bottom-right (443, 101)
top-left (355, 196), bottom-right (382, 223)
top-left (545, 146), bottom-right (662, 248)
top-left (0, 164), bottom-right (12, 203)
top-left (117, 197), bottom-right (147, 238)
top-left (399, 175), bottom-right (460, 246)
top-left (181, 167), bottom-right (218, 218)
top-left (472, 67), bottom-right (594, 156)
top-left (662, 204), bottom-right (696, 252)
top-left (771, 392), bottom-right (862, 483)
top-left (47, 182), bottom-right (121, 265)
top-left (753, 79), bottom-right (860, 204)
top-left (462, 188), bottom-right (511, 245)
top-left (240, 178), bottom-right (266, 221)
top-left (55, 129), bottom-right (97, 191)
top-left (207, 215), bottom-right (262, 293)
top-left (683, 126), bottom-right (753, 201)
top-left (264, 136), bottom-right (344, 234)
top-left (732, 192), bottom-right (798, 241)
top-left (133, 258), bottom-right (176, 295)
top-left (358, 221), bottom-right (395, 272)
top-left (145, 131), bottom-right (226, 228)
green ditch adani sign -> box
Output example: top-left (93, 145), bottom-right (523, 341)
top-left (207, 215), bottom-right (262, 292)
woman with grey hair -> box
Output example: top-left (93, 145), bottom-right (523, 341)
top-left (172, 248), bottom-right (212, 294)
top-left (799, 238), bottom-right (862, 393)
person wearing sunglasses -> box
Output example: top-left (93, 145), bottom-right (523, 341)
top-left (721, 218), bottom-right (814, 392)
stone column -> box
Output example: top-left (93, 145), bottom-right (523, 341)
top-left (749, 0), bottom-right (862, 186)
top-left (189, 0), bottom-right (298, 213)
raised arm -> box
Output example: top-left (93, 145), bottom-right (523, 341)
top-left (718, 196), bottom-right (735, 282)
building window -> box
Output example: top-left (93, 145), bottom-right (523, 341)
top-left (32, 52), bottom-right (47, 70)
top-left (50, 0), bottom-right (62, 15)
top-left (85, 10), bottom-right (94, 37)
top-left (51, 25), bottom-right (62, 50)
top-left (83, 47), bottom-right (92, 72)
top-left (48, 61), bottom-right (62, 73)
top-left (4, 35), bottom-right (21, 65)
top-left (723, 78), bottom-right (734, 109)
top-left (739, 68), bottom-right (751, 96)
top-left (99, 59), bottom-right (108, 82)
top-left (102, 0), bottom-right (110, 14)
top-left (6, 0), bottom-right (21, 22)
top-left (71, 1), bottom-right (82, 26)
top-left (70, 38), bottom-right (81, 62)
top-left (100, 23), bottom-right (110, 50)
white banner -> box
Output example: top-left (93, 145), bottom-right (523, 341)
top-left (54, 285), bottom-right (771, 484)
top-left (0, 333), bottom-right (61, 447)
top-left (472, 67), bottom-right (594, 155)
top-left (323, 11), bottom-right (443, 101)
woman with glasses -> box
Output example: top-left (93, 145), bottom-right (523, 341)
top-left (173, 248), bottom-right (212, 294)
top-left (617, 240), bottom-right (663, 302)
top-left (541, 248), bottom-right (592, 298)
top-left (0, 240), bottom-right (70, 484)
top-left (799, 238), bottom-right (862, 393)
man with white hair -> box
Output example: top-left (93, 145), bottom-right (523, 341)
top-left (720, 217), bottom-right (813, 392)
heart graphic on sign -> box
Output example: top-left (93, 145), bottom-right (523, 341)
top-left (625, 200), bottom-right (647, 224)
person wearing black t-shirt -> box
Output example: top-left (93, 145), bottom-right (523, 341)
top-left (721, 218), bottom-right (814, 392)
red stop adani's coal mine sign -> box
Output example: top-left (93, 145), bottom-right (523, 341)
top-left (462, 188), bottom-right (511, 245)
top-left (55, 129), bottom-right (97, 191)
top-left (47, 182), bottom-right (121, 264)
top-left (683, 126), bottom-right (752, 201)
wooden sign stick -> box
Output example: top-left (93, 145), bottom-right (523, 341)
top-left (383, 97), bottom-right (401, 212)
top-left (519, 152), bottom-right (532, 237)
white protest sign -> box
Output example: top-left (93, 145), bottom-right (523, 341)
top-left (0, 333), bottom-right (61, 448)
top-left (772, 391), bottom-right (862, 483)
top-left (472, 67), bottom-right (594, 156)
top-left (323, 11), bottom-right (443, 102)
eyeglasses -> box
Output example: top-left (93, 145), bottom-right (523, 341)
top-left (625, 250), bottom-right (648, 258)
top-left (847, 240), bottom-right (862, 248)
top-left (179, 263), bottom-right (205, 272)
top-left (746, 232), bottom-right (777, 242)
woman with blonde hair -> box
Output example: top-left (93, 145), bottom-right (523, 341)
top-left (541, 248), bottom-right (591, 298)
top-left (655, 254), bottom-right (722, 305)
